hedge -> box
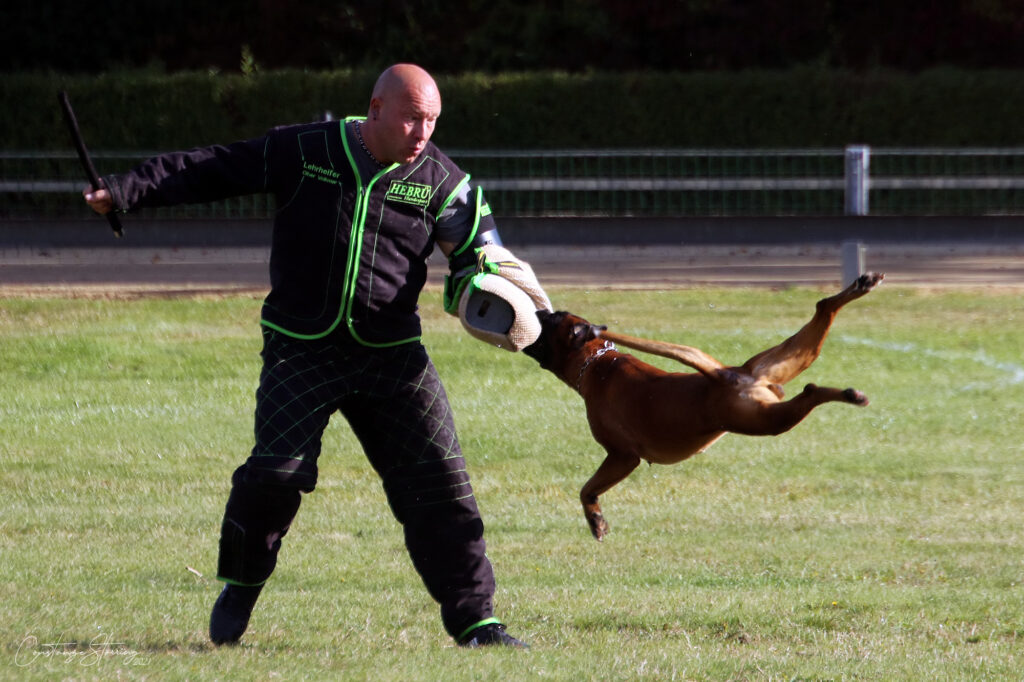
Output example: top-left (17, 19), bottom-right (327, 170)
top-left (3, 68), bottom-right (1022, 151)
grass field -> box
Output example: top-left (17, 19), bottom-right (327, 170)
top-left (2, 284), bottom-right (1023, 680)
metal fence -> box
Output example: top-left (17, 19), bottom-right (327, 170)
top-left (2, 146), bottom-right (1023, 219)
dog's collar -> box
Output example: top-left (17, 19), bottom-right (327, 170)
top-left (575, 340), bottom-right (616, 391)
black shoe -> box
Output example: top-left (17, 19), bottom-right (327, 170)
top-left (209, 583), bottom-right (263, 645)
top-left (457, 623), bottom-right (529, 648)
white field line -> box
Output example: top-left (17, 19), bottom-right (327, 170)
top-left (838, 335), bottom-right (1024, 386)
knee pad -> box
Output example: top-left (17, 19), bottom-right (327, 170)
top-left (241, 453), bottom-right (319, 492)
top-left (217, 465), bottom-right (304, 585)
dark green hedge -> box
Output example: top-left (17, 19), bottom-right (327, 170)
top-left (3, 68), bottom-right (1022, 151)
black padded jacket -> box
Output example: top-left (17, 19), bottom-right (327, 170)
top-left (105, 117), bottom-right (492, 346)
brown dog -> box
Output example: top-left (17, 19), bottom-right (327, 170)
top-left (522, 272), bottom-right (884, 540)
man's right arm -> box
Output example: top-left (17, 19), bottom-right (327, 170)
top-left (84, 137), bottom-right (270, 215)
top-left (83, 186), bottom-right (114, 214)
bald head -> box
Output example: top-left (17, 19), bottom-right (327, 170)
top-left (363, 64), bottom-right (442, 165)
top-left (371, 64), bottom-right (439, 102)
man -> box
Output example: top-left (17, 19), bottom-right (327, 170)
top-left (84, 64), bottom-right (544, 648)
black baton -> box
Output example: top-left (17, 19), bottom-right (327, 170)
top-left (58, 91), bottom-right (123, 237)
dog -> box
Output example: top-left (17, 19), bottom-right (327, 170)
top-left (522, 272), bottom-right (884, 541)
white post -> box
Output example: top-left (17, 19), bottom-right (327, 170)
top-left (844, 145), bottom-right (870, 216)
top-left (841, 240), bottom-right (866, 285)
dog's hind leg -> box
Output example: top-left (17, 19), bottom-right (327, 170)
top-left (741, 272), bottom-right (884, 385)
top-left (725, 383), bottom-right (869, 436)
top-left (579, 453), bottom-right (642, 541)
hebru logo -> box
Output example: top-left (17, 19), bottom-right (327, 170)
top-left (386, 180), bottom-right (432, 207)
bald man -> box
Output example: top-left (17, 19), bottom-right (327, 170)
top-left (84, 64), bottom-right (538, 648)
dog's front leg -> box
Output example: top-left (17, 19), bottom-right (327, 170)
top-left (580, 453), bottom-right (641, 541)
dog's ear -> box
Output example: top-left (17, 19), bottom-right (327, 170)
top-left (570, 322), bottom-right (592, 348)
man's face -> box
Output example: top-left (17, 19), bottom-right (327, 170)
top-left (373, 85), bottom-right (441, 165)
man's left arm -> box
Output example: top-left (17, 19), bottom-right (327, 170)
top-left (436, 182), bottom-right (551, 315)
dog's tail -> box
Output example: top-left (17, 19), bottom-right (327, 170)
top-left (599, 330), bottom-right (725, 379)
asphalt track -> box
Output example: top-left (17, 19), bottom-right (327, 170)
top-left (1, 242), bottom-right (1023, 296)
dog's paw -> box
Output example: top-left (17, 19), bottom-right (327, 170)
top-left (857, 272), bottom-right (885, 291)
top-left (843, 388), bottom-right (869, 406)
top-left (587, 512), bottom-right (609, 542)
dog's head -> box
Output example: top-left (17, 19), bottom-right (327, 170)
top-left (522, 310), bottom-right (607, 372)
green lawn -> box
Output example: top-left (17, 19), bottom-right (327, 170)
top-left (1, 285), bottom-right (1022, 680)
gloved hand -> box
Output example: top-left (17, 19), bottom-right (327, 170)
top-left (472, 244), bottom-right (552, 313)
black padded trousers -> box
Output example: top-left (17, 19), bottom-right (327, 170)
top-left (216, 328), bottom-right (496, 638)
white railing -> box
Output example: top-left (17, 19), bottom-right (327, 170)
top-left (2, 147), bottom-right (1023, 218)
